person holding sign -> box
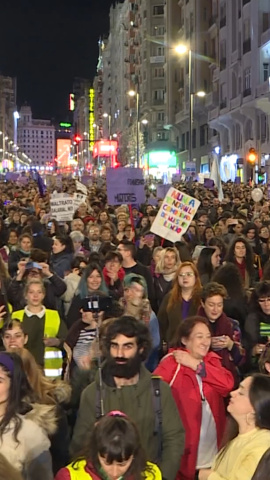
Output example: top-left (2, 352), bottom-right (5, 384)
top-left (158, 262), bottom-right (202, 351)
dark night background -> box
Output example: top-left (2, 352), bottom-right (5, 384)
top-left (0, 0), bottom-right (114, 120)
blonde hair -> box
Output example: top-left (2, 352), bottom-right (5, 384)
top-left (155, 247), bottom-right (180, 274)
top-left (24, 278), bottom-right (45, 296)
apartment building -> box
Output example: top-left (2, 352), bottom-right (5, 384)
top-left (206, 0), bottom-right (270, 181)
top-left (164, 0), bottom-right (212, 173)
top-left (0, 75), bottom-right (17, 165)
top-left (17, 105), bottom-right (55, 167)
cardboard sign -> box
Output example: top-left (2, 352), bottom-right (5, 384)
top-left (106, 168), bottom-right (145, 205)
top-left (150, 187), bottom-right (200, 242)
top-left (76, 180), bottom-right (88, 195)
top-left (81, 175), bottom-right (92, 187)
top-left (50, 193), bottom-right (74, 222)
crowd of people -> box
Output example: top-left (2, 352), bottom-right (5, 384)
top-left (1, 176), bottom-right (270, 479)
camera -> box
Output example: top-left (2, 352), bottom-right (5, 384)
top-left (81, 295), bottom-right (112, 313)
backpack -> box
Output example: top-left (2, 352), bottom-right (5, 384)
top-left (95, 375), bottom-right (163, 460)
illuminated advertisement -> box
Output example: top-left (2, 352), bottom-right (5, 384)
top-left (89, 88), bottom-right (95, 151)
top-left (56, 139), bottom-right (71, 168)
top-left (93, 140), bottom-right (118, 157)
top-left (147, 151), bottom-right (177, 168)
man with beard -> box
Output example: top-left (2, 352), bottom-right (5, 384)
top-left (70, 316), bottom-right (185, 480)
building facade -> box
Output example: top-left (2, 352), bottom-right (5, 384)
top-left (206, 0), bottom-right (270, 181)
top-left (17, 105), bottom-right (55, 167)
top-left (0, 75), bottom-right (17, 167)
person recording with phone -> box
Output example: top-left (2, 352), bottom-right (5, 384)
top-left (7, 253), bottom-right (67, 311)
top-left (8, 233), bottom-right (32, 277)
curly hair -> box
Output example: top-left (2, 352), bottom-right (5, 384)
top-left (225, 236), bottom-right (255, 276)
top-left (104, 316), bottom-right (152, 361)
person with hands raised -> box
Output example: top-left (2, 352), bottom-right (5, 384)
top-left (154, 316), bottom-right (234, 480)
top-left (7, 252), bottom-right (67, 311)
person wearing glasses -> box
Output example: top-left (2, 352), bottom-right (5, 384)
top-left (245, 281), bottom-right (270, 372)
top-left (158, 262), bottom-right (202, 350)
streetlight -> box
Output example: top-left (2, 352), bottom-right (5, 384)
top-left (128, 89), bottom-right (139, 168)
top-left (175, 45), bottom-right (206, 166)
top-left (13, 111), bottom-right (20, 170)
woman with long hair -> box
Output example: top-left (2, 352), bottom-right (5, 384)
top-left (243, 222), bottom-right (263, 256)
top-left (197, 247), bottom-right (221, 286)
top-left (225, 237), bottom-right (256, 289)
top-left (158, 262), bottom-right (202, 349)
top-left (66, 262), bottom-right (109, 328)
top-left (0, 351), bottom-right (55, 479)
top-left (199, 374), bottom-right (270, 480)
top-left (154, 316), bottom-right (234, 480)
top-left (55, 413), bottom-right (162, 480)
top-left (16, 348), bottom-right (71, 474)
top-left (154, 247), bottom-right (180, 311)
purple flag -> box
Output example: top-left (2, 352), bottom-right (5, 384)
top-left (204, 178), bottom-right (214, 189)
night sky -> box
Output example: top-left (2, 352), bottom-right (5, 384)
top-left (0, 0), bottom-right (114, 121)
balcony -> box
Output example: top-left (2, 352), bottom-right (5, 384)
top-left (220, 17), bottom-right (226, 28)
top-left (230, 94), bottom-right (242, 110)
top-left (243, 38), bottom-right (251, 54)
top-left (208, 107), bottom-right (219, 121)
top-left (256, 80), bottom-right (270, 97)
top-left (205, 91), bottom-right (219, 109)
top-left (213, 67), bottom-right (220, 82)
top-left (220, 100), bottom-right (227, 110)
top-left (150, 56), bottom-right (165, 64)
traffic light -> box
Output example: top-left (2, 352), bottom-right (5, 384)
top-left (74, 134), bottom-right (82, 144)
top-left (257, 168), bottom-right (265, 184)
top-left (247, 147), bottom-right (257, 165)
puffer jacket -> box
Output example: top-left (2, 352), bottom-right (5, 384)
top-left (0, 402), bottom-right (57, 480)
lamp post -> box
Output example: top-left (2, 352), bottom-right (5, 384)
top-left (13, 111), bottom-right (20, 170)
top-left (128, 89), bottom-right (139, 168)
top-left (103, 113), bottom-right (111, 140)
top-left (175, 46), bottom-right (206, 167)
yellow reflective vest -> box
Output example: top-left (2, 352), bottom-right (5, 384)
top-left (66, 460), bottom-right (162, 480)
top-left (12, 308), bottom-right (63, 378)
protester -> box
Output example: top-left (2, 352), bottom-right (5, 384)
top-left (56, 413), bottom-right (162, 480)
top-left (197, 247), bottom-right (221, 286)
top-left (199, 374), bottom-right (270, 480)
top-left (8, 232), bottom-right (33, 277)
top-left (70, 316), bottom-right (185, 480)
top-left (11, 278), bottom-right (67, 377)
top-left (50, 235), bottom-right (74, 278)
top-left (0, 351), bottom-right (55, 479)
top-left (155, 316), bottom-right (234, 480)
top-left (225, 237), bottom-right (257, 288)
top-left (153, 247), bottom-right (180, 311)
top-left (1, 319), bottom-right (28, 350)
top-left (158, 261), bottom-right (202, 349)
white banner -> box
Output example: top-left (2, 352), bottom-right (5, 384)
top-left (150, 187), bottom-right (200, 242)
top-left (76, 180), bottom-right (88, 195)
top-left (73, 193), bottom-right (87, 211)
top-left (50, 193), bottom-right (74, 222)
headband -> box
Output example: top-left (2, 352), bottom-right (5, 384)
top-left (107, 411), bottom-right (127, 418)
top-left (0, 353), bottom-right (14, 374)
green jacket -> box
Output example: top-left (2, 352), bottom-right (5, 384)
top-left (70, 365), bottom-right (185, 480)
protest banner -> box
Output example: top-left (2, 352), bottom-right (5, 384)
top-left (172, 174), bottom-right (182, 183)
top-left (106, 168), bottom-right (145, 205)
top-left (150, 187), bottom-right (201, 243)
top-left (50, 193), bottom-right (74, 222)
top-left (157, 184), bottom-right (172, 199)
top-left (73, 193), bottom-right (87, 211)
top-left (76, 180), bottom-right (88, 195)
top-left (17, 176), bottom-right (29, 185)
top-left (6, 172), bottom-right (19, 182)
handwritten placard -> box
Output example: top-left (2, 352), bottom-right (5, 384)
top-left (150, 187), bottom-right (200, 242)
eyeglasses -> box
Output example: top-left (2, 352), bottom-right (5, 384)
top-left (258, 297), bottom-right (270, 304)
top-left (178, 272), bottom-right (195, 278)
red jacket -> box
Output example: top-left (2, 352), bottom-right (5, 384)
top-left (154, 349), bottom-right (234, 480)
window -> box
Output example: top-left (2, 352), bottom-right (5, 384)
top-left (153, 89), bottom-right (165, 100)
top-left (154, 67), bottom-right (164, 78)
top-left (153, 25), bottom-right (165, 35)
top-left (263, 63), bottom-right (270, 82)
top-left (244, 67), bottom-right (251, 90)
top-left (157, 46), bottom-right (164, 56)
top-left (157, 112), bottom-right (165, 121)
top-left (153, 5), bottom-right (164, 15)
